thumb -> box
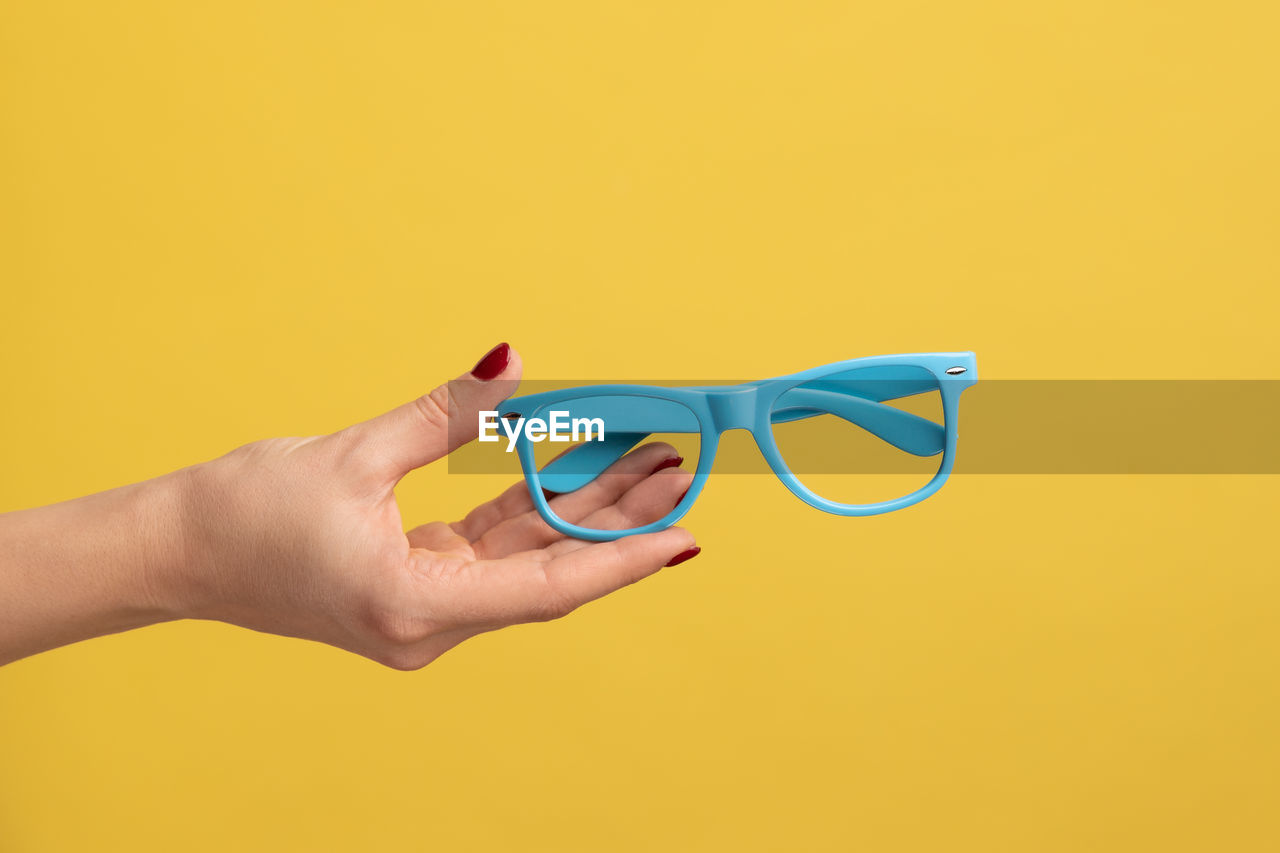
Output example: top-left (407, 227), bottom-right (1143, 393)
top-left (349, 342), bottom-right (522, 479)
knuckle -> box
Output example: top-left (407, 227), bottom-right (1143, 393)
top-left (374, 647), bottom-right (433, 672)
top-left (528, 576), bottom-right (578, 623)
top-left (528, 600), bottom-right (570, 623)
top-left (366, 607), bottom-right (432, 648)
top-left (370, 637), bottom-right (454, 672)
top-left (413, 384), bottom-right (456, 431)
top-left (327, 426), bottom-right (381, 473)
top-left (519, 512), bottom-right (560, 548)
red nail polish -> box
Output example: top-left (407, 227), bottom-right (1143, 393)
top-left (676, 487), bottom-right (690, 505)
top-left (471, 342), bottom-right (511, 381)
top-left (664, 546), bottom-right (701, 567)
top-left (651, 455), bottom-right (683, 475)
top-left (541, 487), bottom-right (558, 501)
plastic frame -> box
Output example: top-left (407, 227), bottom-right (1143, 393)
top-left (496, 352), bottom-right (978, 541)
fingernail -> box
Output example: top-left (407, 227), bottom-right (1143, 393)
top-left (651, 455), bottom-right (683, 475)
top-left (676, 487), bottom-right (690, 505)
top-left (541, 487), bottom-right (558, 502)
top-left (471, 342), bottom-right (511, 381)
top-left (664, 546), bottom-right (701, 567)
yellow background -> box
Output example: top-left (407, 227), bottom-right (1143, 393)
top-left (2, 2), bottom-right (1278, 850)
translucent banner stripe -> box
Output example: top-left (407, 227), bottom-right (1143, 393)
top-left (446, 380), bottom-right (1280, 475)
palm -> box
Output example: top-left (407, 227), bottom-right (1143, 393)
top-left (381, 441), bottom-right (692, 664)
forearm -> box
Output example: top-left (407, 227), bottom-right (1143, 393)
top-left (0, 471), bottom-right (193, 665)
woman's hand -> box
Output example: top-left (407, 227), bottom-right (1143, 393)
top-left (0, 344), bottom-right (698, 668)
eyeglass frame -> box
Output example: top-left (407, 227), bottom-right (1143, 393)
top-left (494, 351), bottom-right (978, 542)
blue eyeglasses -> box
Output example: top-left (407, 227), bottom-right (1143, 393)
top-left (495, 352), bottom-right (977, 541)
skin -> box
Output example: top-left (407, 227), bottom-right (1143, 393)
top-left (0, 345), bottom-right (696, 669)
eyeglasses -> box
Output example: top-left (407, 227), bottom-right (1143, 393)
top-left (495, 352), bottom-right (977, 541)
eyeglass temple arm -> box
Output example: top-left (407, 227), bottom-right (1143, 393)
top-left (534, 387), bottom-right (943, 494)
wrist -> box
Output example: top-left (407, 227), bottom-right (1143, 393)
top-left (0, 468), bottom-right (204, 664)
top-left (133, 466), bottom-right (203, 622)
